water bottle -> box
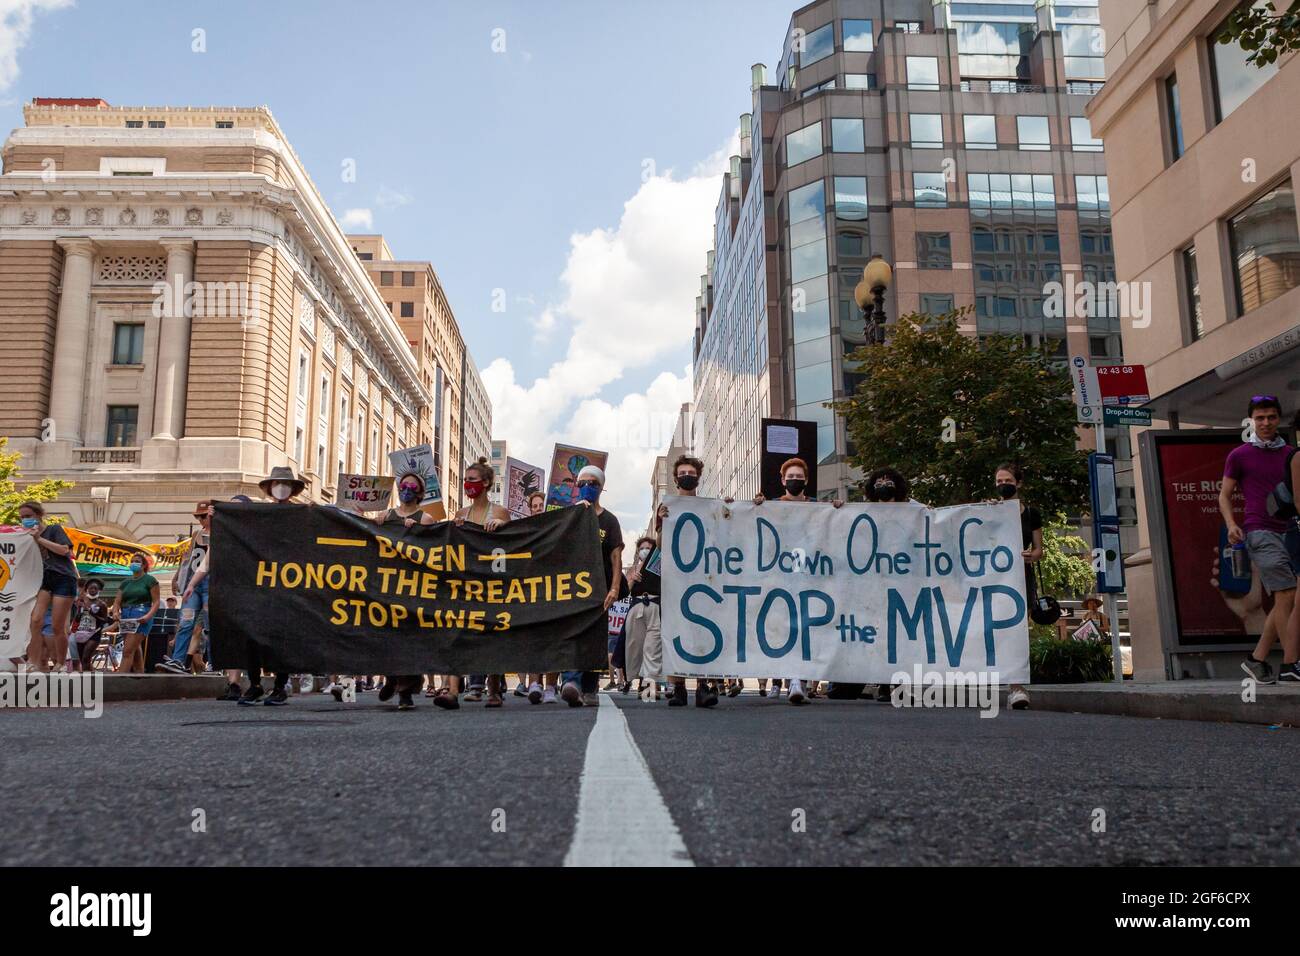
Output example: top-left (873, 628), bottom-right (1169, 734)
top-left (1230, 542), bottom-right (1250, 578)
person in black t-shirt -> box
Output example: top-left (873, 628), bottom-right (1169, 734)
top-left (560, 465), bottom-right (624, 707)
top-left (995, 463), bottom-right (1042, 711)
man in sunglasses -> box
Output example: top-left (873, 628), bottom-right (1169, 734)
top-left (155, 500), bottom-right (213, 675)
top-left (1223, 396), bottom-right (1298, 684)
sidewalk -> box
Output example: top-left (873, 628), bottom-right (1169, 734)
top-left (99, 673), bottom-right (227, 702)
top-left (1020, 680), bottom-right (1299, 727)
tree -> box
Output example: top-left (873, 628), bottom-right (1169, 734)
top-left (830, 310), bottom-right (1090, 518)
top-left (1036, 514), bottom-right (1098, 599)
top-left (0, 437), bottom-right (74, 524)
top-left (1217, 1), bottom-right (1300, 68)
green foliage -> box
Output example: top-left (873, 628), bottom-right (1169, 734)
top-left (1029, 631), bottom-right (1113, 684)
top-left (0, 437), bottom-right (74, 525)
top-left (1037, 513), bottom-right (1097, 599)
top-left (1217, 1), bottom-right (1300, 67)
top-left (830, 310), bottom-right (1090, 518)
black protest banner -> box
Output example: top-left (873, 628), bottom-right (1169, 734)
top-left (208, 502), bottom-right (608, 674)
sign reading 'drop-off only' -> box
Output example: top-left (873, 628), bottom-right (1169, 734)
top-left (208, 502), bottom-right (608, 675)
top-left (660, 499), bottom-right (1030, 683)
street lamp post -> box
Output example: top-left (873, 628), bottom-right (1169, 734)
top-left (854, 255), bottom-right (893, 345)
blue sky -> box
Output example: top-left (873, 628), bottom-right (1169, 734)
top-left (2, 0), bottom-right (795, 524)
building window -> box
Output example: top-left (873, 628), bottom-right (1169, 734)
top-left (215, 121), bottom-right (233, 129)
top-left (910, 113), bottom-right (943, 148)
top-left (294, 427), bottom-right (304, 464)
top-left (106, 406), bottom-right (138, 447)
top-left (897, 20), bottom-right (922, 34)
top-left (1165, 74), bottom-right (1185, 161)
top-left (906, 56), bottom-right (940, 90)
top-left (125, 120), bottom-right (143, 128)
top-left (913, 172), bottom-right (948, 207)
top-left (788, 180), bottom-right (828, 285)
top-left (921, 293), bottom-right (955, 314)
top-left (1074, 175), bottom-right (1110, 212)
top-left (799, 22), bottom-right (834, 67)
top-left (843, 18), bottom-right (874, 51)
top-left (963, 114), bottom-right (997, 149)
top-left (1060, 23), bottom-right (1105, 79)
top-left (1228, 178), bottom-right (1300, 316)
top-left (380, 271), bottom-right (393, 286)
top-left (1070, 116), bottom-right (1103, 151)
top-left (111, 323), bottom-right (144, 365)
top-left (917, 233), bottom-right (952, 269)
top-left (843, 74), bottom-right (876, 90)
top-left (358, 252), bottom-right (373, 261)
top-left (1017, 116), bottom-right (1050, 150)
top-left (785, 121), bottom-right (822, 167)
top-left (1182, 246), bottom-right (1203, 341)
top-left (1211, 10), bottom-right (1279, 122)
top-left (400, 301), bottom-right (415, 318)
top-left (402, 271), bottom-right (415, 286)
top-left (831, 117), bottom-right (864, 152)
top-left (956, 20), bottom-right (1030, 78)
top-left (833, 176), bottom-right (868, 220)
top-left (147, 120), bottom-right (165, 128)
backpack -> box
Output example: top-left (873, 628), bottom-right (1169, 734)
top-left (1266, 447), bottom-right (1298, 521)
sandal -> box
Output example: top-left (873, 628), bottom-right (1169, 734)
top-left (432, 687), bottom-right (459, 710)
top-left (485, 693), bottom-right (503, 708)
top-left (425, 685), bottom-right (439, 697)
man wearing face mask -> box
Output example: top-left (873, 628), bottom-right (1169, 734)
top-left (560, 465), bottom-right (625, 707)
top-left (860, 468), bottom-right (917, 703)
top-left (238, 467), bottom-right (305, 706)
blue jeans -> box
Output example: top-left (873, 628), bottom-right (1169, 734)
top-left (121, 605), bottom-right (155, 638)
top-left (169, 578), bottom-right (208, 663)
top-left (561, 671), bottom-right (599, 694)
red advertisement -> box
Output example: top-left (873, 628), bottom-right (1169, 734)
top-left (1154, 435), bottom-right (1258, 645)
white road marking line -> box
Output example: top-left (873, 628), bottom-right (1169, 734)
top-left (563, 693), bottom-right (693, 867)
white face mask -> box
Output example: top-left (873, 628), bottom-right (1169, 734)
top-left (638, 547), bottom-right (652, 561)
top-left (270, 482), bottom-right (293, 501)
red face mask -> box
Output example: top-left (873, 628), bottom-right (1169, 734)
top-left (464, 479), bottom-right (486, 499)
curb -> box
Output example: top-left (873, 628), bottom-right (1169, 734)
top-left (1019, 684), bottom-right (1299, 727)
top-left (101, 673), bottom-right (229, 702)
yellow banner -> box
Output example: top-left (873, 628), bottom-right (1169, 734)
top-left (64, 528), bottom-right (189, 577)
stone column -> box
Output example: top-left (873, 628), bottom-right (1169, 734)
top-left (152, 239), bottom-right (196, 440)
top-left (47, 238), bottom-right (97, 445)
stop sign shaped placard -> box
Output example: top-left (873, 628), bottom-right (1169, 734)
top-left (1096, 365), bottom-right (1149, 405)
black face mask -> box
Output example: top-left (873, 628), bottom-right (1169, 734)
top-left (996, 483), bottom-right (1018, 499)
top-left (874, 481), bottom-right (896, 500)
top-left (784, 478), bottom-right (807, 497)
top-left (675, 474), bottom-right (699, 491)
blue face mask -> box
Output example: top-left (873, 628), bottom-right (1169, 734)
top-left (398, 486), bottom-right (421, 504)
top-left (20, 517), bottom-right (39, 529)
top-left (578, 483), bottom-right (600, 503)
top-left (130, 562), bottom-right (144, 575)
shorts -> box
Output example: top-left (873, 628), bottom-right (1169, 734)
top-left (40, 569), bottom-right (77, 598)
top-left (120, 605), bottom-right (156, 638)
top-left (1245, 530), bottom-right (1299, 595)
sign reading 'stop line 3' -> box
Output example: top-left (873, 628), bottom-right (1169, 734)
top-left (659, 499), bottom-right (1031, 683)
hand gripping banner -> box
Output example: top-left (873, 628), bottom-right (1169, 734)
top-left (209, 502), bottom-right (609, 674)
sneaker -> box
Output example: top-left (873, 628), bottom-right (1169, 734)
top-left (377, 680), bottom-right (397, 703)
top-left (398, 691), bottom-right (415, 710)
top-left (543, 686), bottom-right (558, 704)
top-left (154, 659), bottom-right (186, 675)
top-left (1241, 656), bottom-right (1276, 684)
top-left (263, 687), bottom-right (289, 706)
top-left (727, 680), bottom-right (743, 697)
top-left (668, 683), bottom-right (688, 707)
top-left (1008, 687), bottom-right (1030, 710)
top-left (218, 682), bottom-right (242, 701)
top-left (330, 684), bottom-right (345, 703)
top-left (464, 688), bottom-right (484, 703)
top-left (695, 680), bottom-right (719, 708)
top-left (582, 692), bottom-right (600, 707)
top-left (758, 686), bottom-right (768, 698)
top-left (513, 681), bottom-right (528, 698)
top-left (602, 680), bottom-right (617, 691)
top-left (528, 682), bottom-right (543, 704)
top-left (788, 680), bottom-right (807, 706)
top-left (237, 684), bottom-right (264, 706)
top-left (298, 676), bottom-right (314, 694)
top-left (1279, 663), bottom-right (1300, 683)
top-left (560, 682), bottom-right (584, 707)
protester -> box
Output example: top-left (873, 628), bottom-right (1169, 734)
top-left (624, 534), bottom-right (661, 699)
top-left (457, 458), bottom-right (512, 707)
top-left (1227, 397), bottom-right (1299, 684)
top-left (856, 467), bottom-right (917, 702)
top-left (239, 468), bottom-right (303, 706)
top-left (155, 501), bottom-right (213, 676)
top-left (69, 578), bottom-right (111, 672)
top-left (524, 491), bottom-right (560, 703)
top-left (18, 501), bottom-right (77, 672)
top-left (647, 455), bottom-right (707, 707)
top-left (112, 554), bottom-right (160, 674)
top-left (561, 465), bottom-right (624, 707)
top-left (1282, 411), bottom-right (1300, 683)
top-left (753, 458), bottom-right (843, 705)
top-left (994, 463), bottom-right (1042, 710)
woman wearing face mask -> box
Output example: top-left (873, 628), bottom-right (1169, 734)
top-left (237, 468), bottom-right (305, 706)
top-left (523, 493), bottom-right (562, 704)
top-left (17, 501), bottom-right (78, 671)
top-left (71, 578), bottom-right (112, 672)
top-left (753, 459), bottom-right (843, 705)
top-left (456, 458), bottom-right (513, 707)
top-left (112, 554), bottom-right (160, 674)
top-left (994, 463), bottom-right (1041, 711)
top-left (368, 472), bottom-right (437, 711)
top-left (623, 535), bottom-right (662, 699)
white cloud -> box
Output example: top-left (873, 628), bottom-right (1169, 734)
top-left (0, 0), bottom-right (73, 91)
top-left (340, 207), bottom-right (374, 230)
top-left (483, 134), bottom-right (736, 527)
top-left (374, 185), bottom-right (412, 210)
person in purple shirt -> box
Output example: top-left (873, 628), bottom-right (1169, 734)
top-left (1221, 395), bottom-right (1298, 683)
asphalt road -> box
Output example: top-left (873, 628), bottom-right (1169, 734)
top-left (3, 688), bottom-right (1297, 866)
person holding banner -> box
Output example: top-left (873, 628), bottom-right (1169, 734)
top-left (857, 467), bottom-right (917, 703)
top-left (753, 458), bottom-right (843, 705)
top-left (522, 491), bottom-right (562, 703)
top-left (111, 555), bottom-right (160, 674)
top-left (560, 464), bottom-right (624, 707)
top-left (457, 458), bottom-right (514, 707)
top-left (995, 463), bottom-right (1042, 710)
top-left (18, 501), bottom-right (78, 671)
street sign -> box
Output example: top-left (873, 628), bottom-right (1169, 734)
top-left (1070, 355), bottom-right (1101, 410)
top-left (1104, 406), bottom-right (1152, 427)
top-left (1077, 404), bottom-right (1100, 424)
top-left (1096, 364), bottom-right (1149, 405)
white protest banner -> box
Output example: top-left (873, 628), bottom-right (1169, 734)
top-left (660, 499), bottom-right (1029, 683)
top-left (608, 598), bottom-right (630, 637)
top-left (0, 531), bottom-right (43, 659)
top-left (388, 444), bottom-right (442, 506)
top-left (336, 473), bottom-right (392, 512)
